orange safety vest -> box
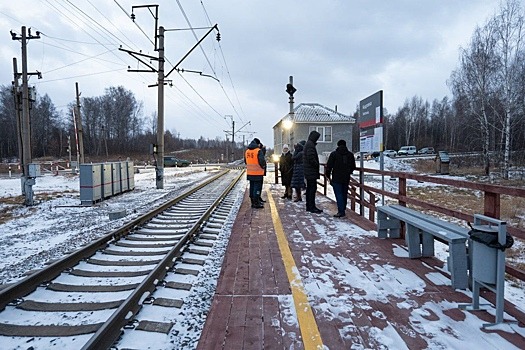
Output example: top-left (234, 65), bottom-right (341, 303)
top-left (245, 148), bottom-right (264, 176)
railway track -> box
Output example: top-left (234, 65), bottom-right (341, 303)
top-left (0, 169), bottom-right (244, 349)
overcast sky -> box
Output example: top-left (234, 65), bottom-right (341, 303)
top-left (0, 1), bottom-right (497, 146)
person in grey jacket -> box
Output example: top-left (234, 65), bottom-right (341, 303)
top-left (303, 130), bottom-right (322, 213)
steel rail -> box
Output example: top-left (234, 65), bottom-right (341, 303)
top-left (82, 169), bottom-right (244, 349)
top-left (0, 170), bottom-right (229, 311)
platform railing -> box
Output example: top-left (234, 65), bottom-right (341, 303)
top-left (347, 165), bottom-right (525, 283)
top-left (274, 162), bottom-right (525, 283)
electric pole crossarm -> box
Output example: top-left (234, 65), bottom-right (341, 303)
top-left (131, 5), bottom-right (159, 50)
top-left (119, 47), bottom-right (157, 60)
top-left (165, 24), bottom-right (219, 78)
top-left (235, 121), bottom-right (251, 134)
top-left (176, 68), bottom-right (219, 82)
top-left (119, 47), bottom-right (158, 72)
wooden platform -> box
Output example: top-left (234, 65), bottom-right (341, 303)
top-left (197, 183), bottom-right (525, 349)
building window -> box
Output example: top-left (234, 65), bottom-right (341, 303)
top-left (309, 126), bottom-right (332, 142)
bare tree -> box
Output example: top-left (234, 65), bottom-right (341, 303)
top-left (492, 0), bottom-right (525, 178)
top-left (0, 85), bottom-right (18, 159)
top-left (450, 24), bottom-right (499, 175)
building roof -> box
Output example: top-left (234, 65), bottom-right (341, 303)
top-left (274, 103), bottom-right (355, 128)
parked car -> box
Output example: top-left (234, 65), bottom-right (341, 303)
top-left (164, 156), bottom-right (190, 167)
top-left (418, 147), bottom-right (435, 154)
top-left (367, 151), bottom-right (380, 160)
top-left (383, 150), bottom-right (397, 158)
top-left (398, 146), bottom-right (417, 156)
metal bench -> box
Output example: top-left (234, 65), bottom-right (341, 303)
top-left (377, 205), bottom-right (469, 289)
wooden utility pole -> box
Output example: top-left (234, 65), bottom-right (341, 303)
top-left (75, 82), bottom-right (85, 164)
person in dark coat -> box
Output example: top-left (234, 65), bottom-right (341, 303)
top-left (326, 139), bottom-right (356, 217)
top-left (291, 140), bottom-right (306, 202)
top-left (303, 130), bottom-right (323, 213)
top-left (279, 144), bottom-right (293, 199)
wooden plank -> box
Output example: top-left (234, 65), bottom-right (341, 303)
top-left (196, 296), bottom-right (231, 350)
top-left (262, 296), bottom-right (284, 348)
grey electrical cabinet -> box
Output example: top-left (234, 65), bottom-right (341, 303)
top-left (79, 161), bottom-right (135, 205)
top-left (101, 163), bottom-right (112, 199)
top-left (80, 164), bottom-right (102, 205)
top-left (112, 162), bottom-right (121, 195)
top-left (120, 161), bottom-right (129, 192)
top-left (127, 161), bottom-right (135, 190)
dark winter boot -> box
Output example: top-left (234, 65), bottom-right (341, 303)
top-left (253, 197), bottom-right (264, 209)
top-left (250, 197), bottom-right (263, 209)
top-left (258, 196), bottom-right (266, 203)
top-left (294, 188), bottom-right (302, 202)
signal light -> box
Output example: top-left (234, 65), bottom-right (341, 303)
top-left (286, 83), bottom-right (296, 96)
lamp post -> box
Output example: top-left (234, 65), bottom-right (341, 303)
top-left (285, 75), bottom-right (296, 148)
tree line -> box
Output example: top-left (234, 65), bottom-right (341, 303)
top-left (1, 0), bottom-right (524, 177)
top-left (379, 0), bottom-right (525, 178)
top-left (0, 84), bottom-right (239, 162)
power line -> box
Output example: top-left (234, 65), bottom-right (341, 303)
top-left (87, 0), bottom-right (141, 51)
top-left (199, 0), bottom-right (247, 123)
top-left (37, 68), bottom-right (124, 83)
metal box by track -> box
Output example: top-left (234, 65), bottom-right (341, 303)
top-left (101, 163), bottom-right (112, 199)
top-left (120, 161), bottom-right (129, 192)
top-left (80, 164), bottom-right (102, 205)
top-left (127, 161), bottom-right (135, 190)
top-left (112, 162), bottom-right (121, 195)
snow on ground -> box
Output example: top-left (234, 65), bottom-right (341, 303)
top-left (0, 166), bottom-right (222, 285)
top-left (323, 157), bottom-right (524, 313)
top-left (0, 158), bottom-right (523, 349)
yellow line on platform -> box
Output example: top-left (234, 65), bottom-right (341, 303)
top-left (267, 189), bottom-right (324, 350)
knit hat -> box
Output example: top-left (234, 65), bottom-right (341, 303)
top-left (253, 138), bottom-right (260, 145)
top-left (283, 144), bottom-right (289, 150)
top-left (337, 139), bottom-right (346, 147)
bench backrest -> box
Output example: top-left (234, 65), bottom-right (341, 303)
top-left (389, 205), bottom-right (470, 238)
top-left (377, 205), bottom-right (467, 242)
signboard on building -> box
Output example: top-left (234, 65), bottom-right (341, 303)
top-left (359, 90), bottom-right (383, 153)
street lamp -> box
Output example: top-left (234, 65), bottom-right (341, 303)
top-left (282, 118), bottom-right (293, 130)
top-left (282, 116), bottom-right (294, 147)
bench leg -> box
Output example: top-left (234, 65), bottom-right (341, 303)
top-left (405, 224), bottom-right (421, 258)
top-left (448, 242), bottom-right (468, 290)
top-left (421, 232), bottom-right (434, 257)
top-left (377, 212), bottom-right (400, 239)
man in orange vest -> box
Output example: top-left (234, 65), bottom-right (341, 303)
top-left (245, 138), bottom-right (266, 209)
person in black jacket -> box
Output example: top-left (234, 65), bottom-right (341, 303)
top-left (291, 140), bottom-right (306, 202)
top-left (279, 144), bottom-right (293, 199)
top-left (303, 130), bottom-right (323, 213)
top-left (326, 139), bottom-right (356, 217)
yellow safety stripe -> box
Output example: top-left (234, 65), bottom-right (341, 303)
top-left (267, 189), bottom-right (324, 349)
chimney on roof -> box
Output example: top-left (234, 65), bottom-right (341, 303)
top-left (335, 105), bottom-right (338, 112)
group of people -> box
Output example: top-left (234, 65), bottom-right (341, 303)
top-left (278, 130), bottom-right (356, 217)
